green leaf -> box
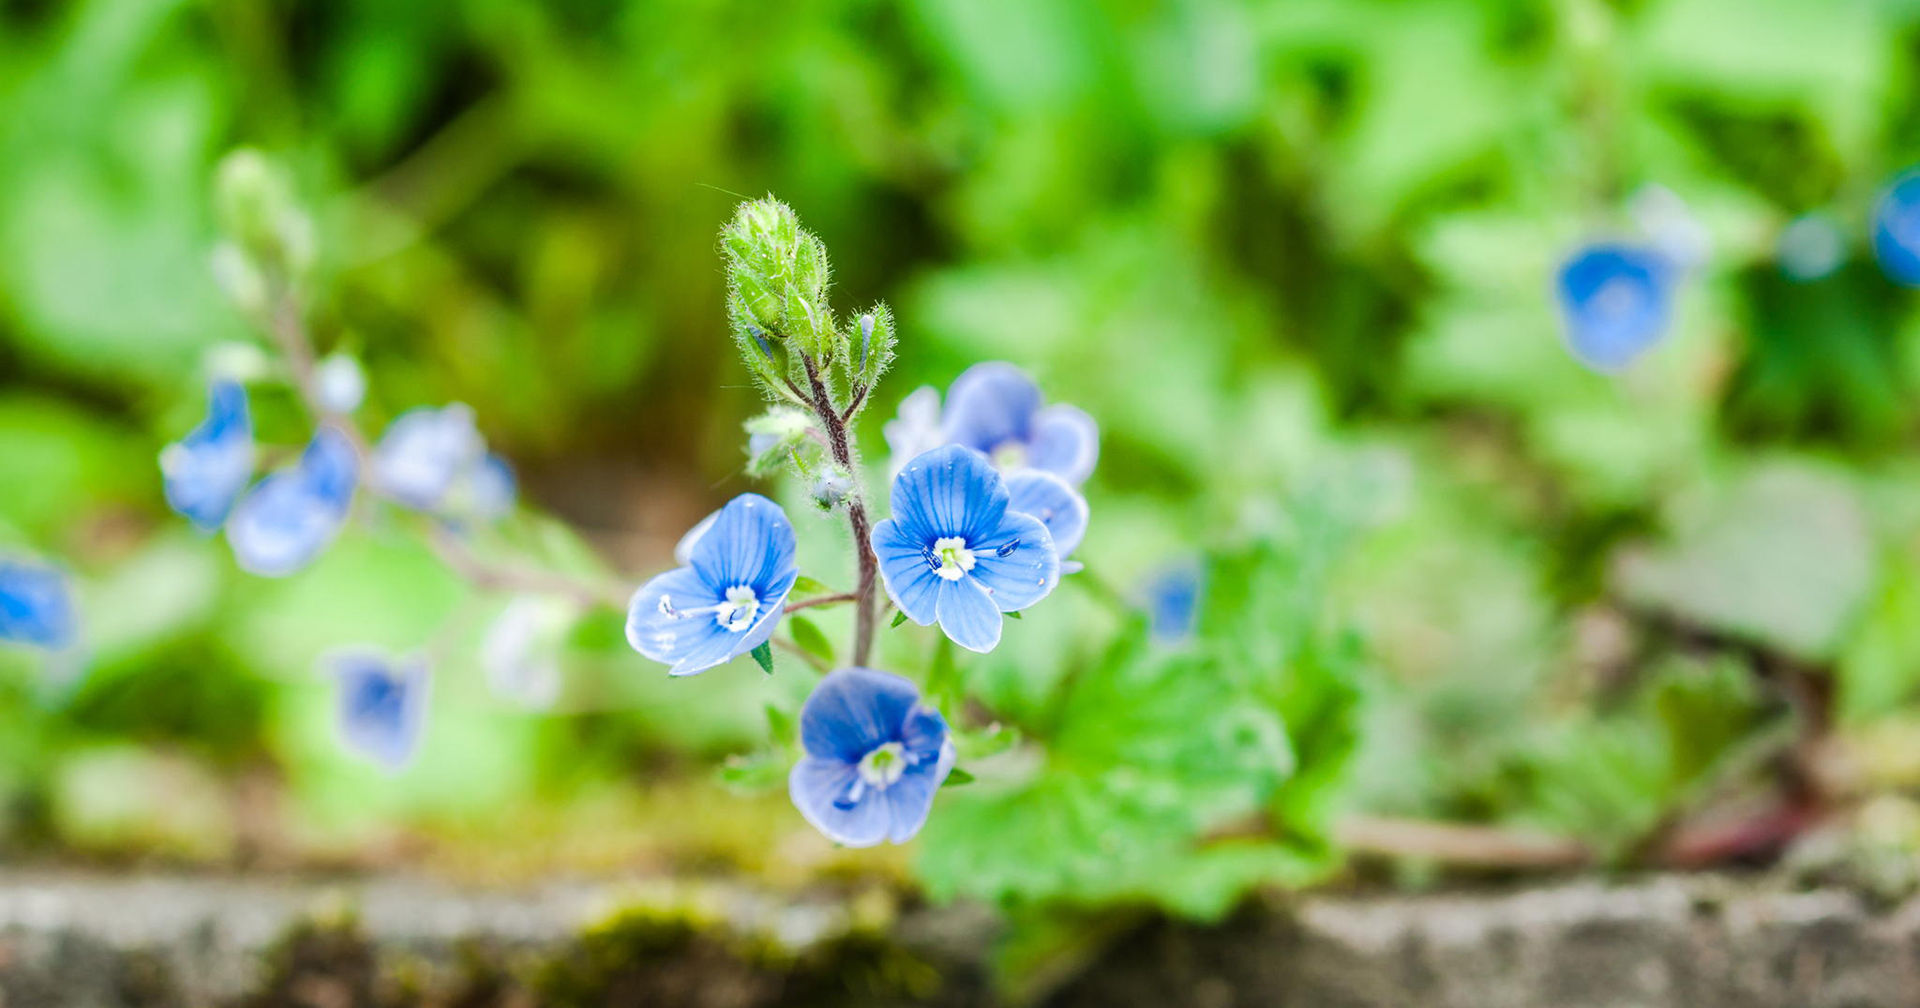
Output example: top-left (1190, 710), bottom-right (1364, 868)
top-left (790, 575), bottom-right (838, 600)
top-left (890, 610), bottom-right (908, 629)
top-left (765, 704), bottom-right (797, 750)
top-left (749, 641), bottom-right (774, 675)
top-left (788, 615), bottom-right (835, 665)
top-left (1005, 609), bottom-right (1022, 620)
top-left (942, 767), bottom-right (976, 788)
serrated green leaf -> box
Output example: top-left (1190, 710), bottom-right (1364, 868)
top-left (750, 641), bottom-right (774, 675)
top-left (788, 614), bottom-right (835, 665)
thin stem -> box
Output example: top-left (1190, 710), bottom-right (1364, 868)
top-left (800, 354), bottom-right (877, 666)
top-left (783, 592), bottom-right (857, 614)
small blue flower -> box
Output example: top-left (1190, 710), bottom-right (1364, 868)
top-left (941, 362), bottom-right (1098, 485)
top-left (315, 353), bottom-right (366, 414)
top-left (159, 380), bottom-right (254, 532)
top-left (226, 426), bottom-right (358, 577)
top-left (1143, 562), bottom-right (1203, 643)
top-left (883, 385), bottom-right (944, 478)
top-left (1555, 243), bottom-right (1675, 372)
top-left (370, 403), bottom-right (484, 510)
top-left (788, 666), bottom-right (953, 847)
top-left (1006, 470), bottom-right (1088, 575)
top-left (1872, 169), bottom-right (1920, 287)
top-left (872, 445), bottom-right (1059, 654)
top-left (0, 560), bottom-right (76, 650)
top-left (626, 493), bottom-right (798, 676)
top-left (328, 650), bottom-right (429, 771)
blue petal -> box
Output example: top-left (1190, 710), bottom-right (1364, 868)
top-left (625, 566), bottom-right (728, 672)
top-left (226, 478), bottom-right (341, 577)
top-left (941, 362), bottom-right (1040, 457)
top-left (688, 493), bottom-right (797, 597)
top-left (968, 509), bottom-right (1058, 613)
top-left (1006, 470), bottom-right (1088, 559)
top-left (883, 385), bottom-right (945, 477)
top-left (871, 517), bottom-right (942, 627)
top-left (330, 651), bottom-right (429, 771)
top-left (1144, 562), bottom-right (1203, 643)
top-left (798, 666), bottom-right (920, 763)
top-left (935, 576), bottom-right (1002, 653)
top-left (0, 560), bottom-right (75, 650)
top-left (888, 444), bottom-right (1008, 543)
top-left (1873, 170), bottom-right (1920, 287)
top-left (371, 404), bottom-right (482, 510)
top-left (789, 756), bottom-right (890, 847)
top-left (301, 426), bottom-right (360, 512)
top-left (160, 380), bottom-right (255, 531)
top-left (1555, 244), bottom-right (1673, 372)
top-left (882, 740), bottom-right (955, 843)
top-left (1026, 404), bottom-right (1098, 485)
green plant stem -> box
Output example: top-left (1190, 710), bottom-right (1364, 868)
top-left (800, 354), bottom-right (877, 667)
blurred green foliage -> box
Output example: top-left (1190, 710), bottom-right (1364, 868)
top-left (7, 0), bottom-right (1920, 937)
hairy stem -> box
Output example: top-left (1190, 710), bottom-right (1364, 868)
top-left (801, 355), bottom-right (877, 666)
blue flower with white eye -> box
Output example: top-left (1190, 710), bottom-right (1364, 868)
top-left (0, 560), bottom-right (76, 650)
top-left (1006, 470), bottom-right (1088, 575)
top-left (1872, 169), bottom-right (1920, 287)
top-left (872, 445), bottom-right (1059, 654)
top-left (940, 362), bottom-right (1098, 485)
top-left (226, 426), bottom-right (358, 577)
top-left (789, 666), bottom-right (953, 847)
top-left (1142, 562), bottom-right (1203, 643)
top-left (159, 380), bottom-right (254, 532)
top-left (625, 493), bottom-right (797, 676)
top-left (1555, 243), bottom-right (1675, 372)
top-left (328, 650), bottom-right (429, 771)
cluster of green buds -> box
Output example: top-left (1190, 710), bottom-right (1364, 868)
top-left (209, 149), bottom-right (314, 316)
top-left (721, 198), bottom-right (895, 414)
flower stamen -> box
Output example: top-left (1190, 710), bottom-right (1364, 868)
top-left (929, 536), bottom-right (976, 581)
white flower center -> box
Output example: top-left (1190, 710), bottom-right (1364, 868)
top-left (714, 585), bottom-right (760, 632)
top-left (931, 536), bottom-right (976, 581)
top-left (990, 440), bottom-right (1027, 470)
top-left (1590, 277), bottom-right (1640, 322)
top-left (858, 742), bottom-right (907, 787)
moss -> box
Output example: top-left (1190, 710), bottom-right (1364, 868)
top-left (241, 916), bottom-right (377, 1008)
top-left (529, 905), bottom-right (785, 1007)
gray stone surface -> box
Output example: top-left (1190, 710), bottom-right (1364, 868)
top-left (0, 871), bottom-right (1916, 1006)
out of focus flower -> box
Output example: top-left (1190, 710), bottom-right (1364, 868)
top-left (160, 380), bottom-right (254, 532)
top-left (941, 362), bottom-right (1099, 485)
top-left (872, 445), bottom-right (1058, 654)
top-left (1554, 244), bottom-right (1674, 372)
top-left (1143, 561), bottom-right (1203, 644)
top-left (315, 353), bottom-right (366, 414)
top-left (0, 560), bottom-right (76, 650)
top-left (626, 494), bottom-right (797, 676)
top-left (329, 650), bottom-right (429, 771)
top-left (788, 667), bottom-right (953, 847)
top-left (226, 426), bottom-right (357, 577)
top-left (1872, 170), bottom-right (1920, 287)
top-left (1778, 213), bottom-right (1846, 282)
top-left (883, 386), bottom-right (944, 477)
top-left (370, 404), bottom-right (516, 521)
top-left (482, 596), bottom-right (575, 709)
top-left (1006, 470), bottom-right (1088, 575)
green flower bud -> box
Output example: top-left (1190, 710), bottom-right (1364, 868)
top-left (212, 149), bottom-right (313, 280)
top-left (842, 302), bottom-right (896, 399)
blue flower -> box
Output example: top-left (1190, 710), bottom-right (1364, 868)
top-left (1872, 169), bottom-right (1920, 287)
top-left (625, 493), bottom-right (798, 676)
top-left (872, 445), bottom-right (1059, 653)
top-left (1142, 562), bottom-right (1203, 643)
top-left (371, 404), bottom-right (485, 509)
top-left (328, 650), bottom-right (429, 771)
top-left (226, 426), bottom-right (358, 577)
top-left (1006, 470), bottom-right (1088, 575)
top-left (0, 560), bottom-right (76, 650)
top-left (1555, 243), bottom-right (1675, 372)
top-left (883, 385), bottom-right (944, 478)
top-left (159, 380), bottom-right (254, 532)
top-left (940, 362), bottom-right (1098, 485)
top-left (788, 667), bottom-right (953, 847)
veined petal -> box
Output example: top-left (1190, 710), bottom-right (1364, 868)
top-left (625, 566), bottom-right (726, 669)
top-left (942, 362), bottom-right (1040, 455)
top-left (872, 517), bottom-right (941, 626)
top-left (882, 739), bottom-right (954, 843)
top-left (969, 510), bottom-right (1058, 613)
top-left (799, 666), bottom-right (920, 763)
top-left (329, 651), bottom-right (429, 772)
top-left (789, 756), bottom-right (889, 847)
top-left (889, 444), bottom-right (1008, 543)
top-left (1027, 404), bottom-right (1099, 485)
top-left (1006, 470), bottom-right (1088, 559)
top-left (688, 493), bottom-right (797, 596)
top-left (935, 576), bottom-right (1002, 653)
top-left (673, 510), bottom-right (720, 566)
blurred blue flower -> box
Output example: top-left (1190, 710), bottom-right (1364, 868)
top-left (1555, 244), bottom-right (1674, 372)
top-left (872, 445), bottom-right (1059, 653)
top-left (940, 362), bottom-right (1098, 485)
top-left (226, 426), bottom-right (358, 577)
top-left (788, 666), bottom-right (954, 847)
top-left (1006, 470), bottom-right (1088, 575)
top-left (626, 493), bottom-right (797, 676)
top-left (1143, 562), bottom-right (1202, 643)
top-left (370, 404), bottom-right (514, 520)
top-left (329, 650), bottom-right (429, 771)
top-left (0, 560), bottom-right (76, 650)
top-left (883, 385), bottom-right (944, 477)
top-left (1872, 170), bottom-right (1920, 286)
top-left (159, 380), bottom-right (254, 532)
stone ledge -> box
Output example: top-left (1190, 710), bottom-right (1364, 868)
top-left (1, 872), bottom-right (1915, 1007)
